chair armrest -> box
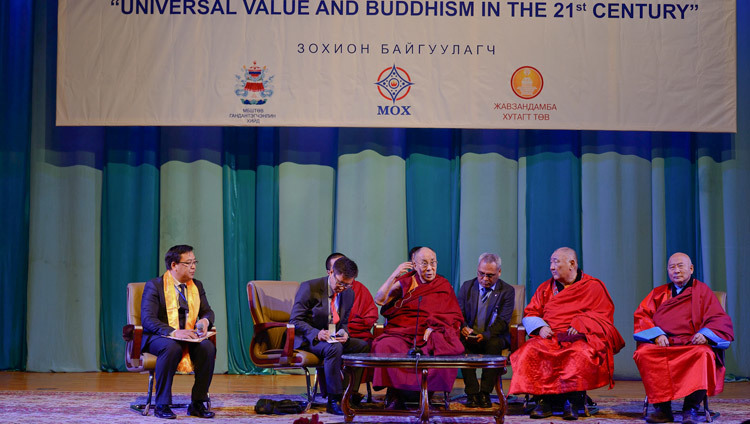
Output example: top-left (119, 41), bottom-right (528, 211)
top-left (253, 321), bottom-right (297, 364)
top-left (129, 326), bottom-right (143, 360)
top-left (510, 323), bottom-right (526, 352)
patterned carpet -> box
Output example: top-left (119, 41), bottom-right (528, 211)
top-left (0, 391), bottom-right (748, 423)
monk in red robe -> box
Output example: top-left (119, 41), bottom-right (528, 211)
top-left (509, 247), bottom-right (625, 420)
top-left (372, 247), bottom-right (465, 408)
top-left (633, 252), bottom-right (734, 424)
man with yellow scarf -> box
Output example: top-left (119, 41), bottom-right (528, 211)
top-left (141, 245), bottom-right (216, 419)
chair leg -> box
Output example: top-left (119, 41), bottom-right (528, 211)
top-left (704, 395), bottom-right (712, 423)
top-left (144, 371), bottom-right (154, 416)
top-left (366, 382), bottom-right (373, 403)
top-left (444, 391), bottom-right (450, 410)
top-left (642, 395), bottom-right (649, 418)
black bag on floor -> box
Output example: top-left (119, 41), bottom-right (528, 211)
top-left (255, 398), bottom-right (305, 415)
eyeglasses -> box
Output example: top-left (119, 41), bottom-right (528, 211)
top-left (333, 277), bottom-right (351, 289)
top-left (477, 271), bottom-right (497, 279)
top-left (418, 260), bottom-right (437, 270)
top-left (179, 260), bottom-right (199, 267)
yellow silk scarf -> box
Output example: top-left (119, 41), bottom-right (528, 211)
top-left (163, 271), bottom-right (200, 373)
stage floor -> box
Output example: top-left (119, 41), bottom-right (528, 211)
top-left (1, 372), bottom-right (748, 400)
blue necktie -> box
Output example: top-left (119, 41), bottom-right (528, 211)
top-left (480, 287), bottom-right (491, 304)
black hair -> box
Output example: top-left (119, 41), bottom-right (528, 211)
top-left (325, 252), bottom-right (345, 271)
top-left (165, 245), bottom-right (194, 270)
top-left (332, 256), bottom-right (358, 279)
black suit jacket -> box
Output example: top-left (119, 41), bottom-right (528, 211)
top-left (140, 276), bottom-right (215, 349)
top-left (289, 276), bottom-right (355, 349)
top-left (457, 277), bottom-right (515, 345)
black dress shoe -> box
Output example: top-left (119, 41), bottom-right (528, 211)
top-left (477, 392), bottom-right (492, 408)
top-left (645, 408), bottom-right (674, 423)
top-left (681, 408), bottom-right (699, 424)
top-left (154, 405), bottom-right (176, 419)
top-left (562, 401), bottom-right (579, 420)
top-left (465, 393), bottom-right (479, 408)
top-left (529, 401), bottom-right (553, 419)
top-left (187, 401), bottom-right (215, 419)
top-left (327, 399), bottom-right (344, 415)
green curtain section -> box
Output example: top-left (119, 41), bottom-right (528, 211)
top-left (159, 158), bottom-right (229, 373)
top-left (335, 149), bottom-right (408, 293)
top-left (99, 129), bottom-right (160, 372)
top-left (580, 151), bottom-right (655, 378)
top-left (457, 152), bottom-right (520, 286)
top-left (0, 0), bottom-right (33, 370)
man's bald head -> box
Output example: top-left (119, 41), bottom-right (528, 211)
top-left (413, 247), bottom-right (437, 282)
top-left (550, 247), bottom-right (579, 285)
top-left (667, 252), bottom-right (694, 287)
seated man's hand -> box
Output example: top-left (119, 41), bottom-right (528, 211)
top-left (567, 327), bottom-right (578, 335)
top-left (538, 326), bottom-right (553, 339)
top-left (423, 327), bottom-right (433, 342)
top-left (173, 329), bottom-right (198, 339)
top-left (654, 335), bottom-right (669, 346)
top-left (335, 331), bottom-right (349, 343)
top-left (461, 327), bottom-right (473, 337)
top-left (473, 334), bottom-right (485, 342)
top-left (391, 262), bottom-right (414, 279)
top-left (691, 333), bottom-right (707, 345)
top-left (317, 329), bottom-right (331, 341)
top-left (196, 318), bottom-right (210, 336)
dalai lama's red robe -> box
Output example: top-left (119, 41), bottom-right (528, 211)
top-left (509, 273), bottom-right (625, 395)
top-left (372, 272), bottom-right (465, 391)
top-left (348, 280), bottom-right (378, 342)
top-left (633, 279), bottom-right (734, 403)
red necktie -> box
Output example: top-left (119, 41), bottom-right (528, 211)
top-left (331, 293), bottom-right (340, 325)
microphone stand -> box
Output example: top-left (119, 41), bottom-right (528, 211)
top-left (407, 296), bottom-right (423, 357)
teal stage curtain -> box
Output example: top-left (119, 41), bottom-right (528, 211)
top-left (1, 0), bottom-right (749, 380)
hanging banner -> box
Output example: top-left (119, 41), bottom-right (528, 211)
top-left (57, 0), bottom-right (736, 131)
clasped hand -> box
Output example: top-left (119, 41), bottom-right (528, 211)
top-left (538, 326), bottom-right (577, 339)
top-left (317, 329), bottom-right (348, 342)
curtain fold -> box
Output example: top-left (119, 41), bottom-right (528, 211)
top-left (0, 0), bottom-right (33, 370)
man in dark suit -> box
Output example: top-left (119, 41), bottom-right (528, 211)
top-left (457, 252), bottom-right (515, 408)
top-left (289, 256), bottom-right (370, 415)
top-left (141, 245), bottom-right (216, 419)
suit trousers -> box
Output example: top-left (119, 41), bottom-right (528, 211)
top-left (306, 337), bottom-right (370, 396)
top-left (143, 336), bottom-right (216, 405)
top-left (461, 337), bottom-right (507, 395)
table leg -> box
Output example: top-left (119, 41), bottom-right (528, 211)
top-left (419, 368), bottom-right (430, 424)
top-left (342, 365), bottom-right (355, 423)
top-left (493, 367), bottom-right (507, 424)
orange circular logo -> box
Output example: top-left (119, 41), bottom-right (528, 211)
top-left (511, 66), bottom-right (543, 100)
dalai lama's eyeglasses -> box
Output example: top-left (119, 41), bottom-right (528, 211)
top-left (418, 260), bottom-right (437, 270)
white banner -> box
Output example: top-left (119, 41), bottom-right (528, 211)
top-left (57, 0), bottom-right (736, 131)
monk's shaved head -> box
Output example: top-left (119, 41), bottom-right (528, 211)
top-left (667, 252), bottom-right (694, 287)
top-left (414, 247), bottom-right (437, 282)
top-left (550, 247), bottom-right (579, 285)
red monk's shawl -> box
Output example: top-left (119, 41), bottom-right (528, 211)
top-left (509, 273), bottom-right (625, 395)
top-left (633, 280), bottom-right (734, 403)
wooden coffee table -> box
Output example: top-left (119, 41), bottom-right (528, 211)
top-left (341, 353), bottom-right (508, 424)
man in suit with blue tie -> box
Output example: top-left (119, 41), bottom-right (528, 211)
top-left (289, 256), bottom-right (370, 415)
top-left (457, 252), bottom-right (516, 408)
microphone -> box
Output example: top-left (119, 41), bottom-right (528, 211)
top-left (407, 296), bottom-right (423, 357)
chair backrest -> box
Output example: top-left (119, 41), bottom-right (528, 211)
top-left (714, 291), bottom-right (727, 311)
top-left (247, 281), bottom-right (300, 359)
top-left (509, 284), bottom-right (526, 326)
top-left (127, 282), bottom-right (146, 326)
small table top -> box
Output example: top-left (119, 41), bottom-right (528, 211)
top-left (342, 352), bottom-right (507, 368)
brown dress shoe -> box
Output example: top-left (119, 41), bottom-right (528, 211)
top-left (477, 392), bottom-right (492, 408)
top-left (645, 408), bottom-right (674, 423)
top-left (529, 401), bottom-right (553, 419)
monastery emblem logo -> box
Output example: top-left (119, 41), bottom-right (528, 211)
top-left (235, 62), bottom-right (274, 105)
top-left (511, 66), bottom-right (543, 100)
top-left (375, 65), bottom-right (414, 103)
